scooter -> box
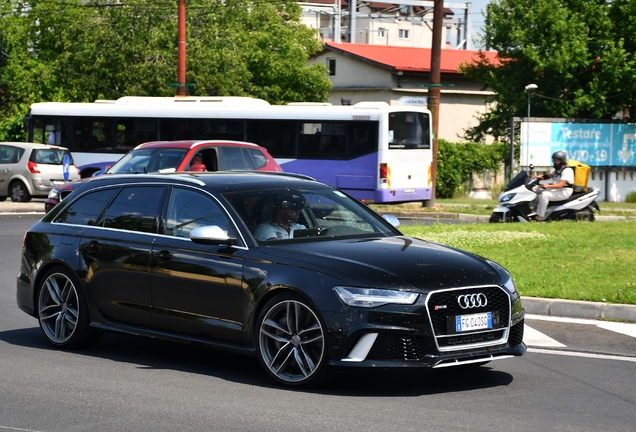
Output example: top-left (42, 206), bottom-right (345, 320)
top-left (490, 170), bottom-right (600, 222)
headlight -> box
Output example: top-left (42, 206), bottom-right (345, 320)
top-left (501, 193), bottom-right (516, 203)
top-left (503, 277), bottom-right (518, 295)
top-left (47, 188), bottom-right (60, 201)
top-left (334, 286), bottom-right (419, 308)
top-left (502, 276), bottom-right (520, 303)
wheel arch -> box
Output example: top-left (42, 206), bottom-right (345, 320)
top-left (251, 285), bottom-right (319, 337)
top-left (8, 176), bottom-right (34, 195)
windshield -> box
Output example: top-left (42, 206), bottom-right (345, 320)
top-left (223, 186), bottom-right (399, 243)
top-left (108, 148), bottom-right (188, 174)
top-left (388, 112), bottom-right (431, 149)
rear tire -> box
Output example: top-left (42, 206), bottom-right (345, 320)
top-left (10, 181), bottom-right (31, 202)
top-left (37, 266), bottom-right (101, 349)
top-left (576, 209), bottom-right (595, 222)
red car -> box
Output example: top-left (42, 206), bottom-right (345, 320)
top-left (45, 140), bottom-right (282, 212)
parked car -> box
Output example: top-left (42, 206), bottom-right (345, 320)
top-left (18, 171), bottom-right (526, 388)
top-left (0, 142), bottom-right (80, 202)
top-left (44, 140), bottom-right (282, 212)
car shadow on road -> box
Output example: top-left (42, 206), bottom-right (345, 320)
top-left (0, 327), bottom-right (514, 396)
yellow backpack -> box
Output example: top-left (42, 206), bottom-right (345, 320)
top-left (567, 159), bottom-right (590, 192)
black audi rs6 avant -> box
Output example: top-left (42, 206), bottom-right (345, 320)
top-left (17, 172), bottom-right (526, 387)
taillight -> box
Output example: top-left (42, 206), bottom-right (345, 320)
top-left (379, 163), bottom-right (388, 179)
top-left (27, 160), bottom-right (40, 174)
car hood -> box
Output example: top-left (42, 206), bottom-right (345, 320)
top-left (259, 236), bottom-right (504, 291)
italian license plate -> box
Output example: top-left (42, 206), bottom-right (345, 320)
top-left (455, 312), bottom-right (493, 333)
top-left (51, 180), bottom-right (65, 185)
top-left (404, 188), bottom-right (415, 193)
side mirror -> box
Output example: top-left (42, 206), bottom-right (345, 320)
top-left (382, 214), bottom-right (400, 228)
top-left (190, 226), bottom-right (237, 246)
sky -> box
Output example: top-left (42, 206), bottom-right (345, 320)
top-left (465, 0), bottom-right (491, 50)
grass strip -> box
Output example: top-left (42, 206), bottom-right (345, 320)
top-left (400, 221), bottom-right (636, 305)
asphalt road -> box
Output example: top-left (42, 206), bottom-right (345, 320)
top-left (1, 214), bottom-right (635, 432)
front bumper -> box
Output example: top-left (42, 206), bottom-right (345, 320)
top-left (324, 285), bottom-right (526, 369)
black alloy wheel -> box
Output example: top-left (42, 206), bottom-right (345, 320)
top-left (256, 293), bottom-right (329, 387)
top-left (37, 266), bottom-right (101, 349)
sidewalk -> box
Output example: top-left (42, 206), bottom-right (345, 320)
top-left (2, 200), bottom-right (635, 322)
top-left (0, 200), bottom-right (45, 214)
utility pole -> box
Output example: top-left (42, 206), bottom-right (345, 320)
top-left (177, 0), bottom-right (187, 96)
top-left (426, 0), bottom-right (443, 207)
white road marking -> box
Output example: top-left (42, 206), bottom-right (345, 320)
top-left (0, 426), bottom-right (46, 432)
top-left (526, 314), bottom-right (636, 339)
top-left (523, 325), bottom-right (566, 348)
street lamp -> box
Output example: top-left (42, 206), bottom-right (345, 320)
top-left (524, 83), bottom-right (538, 171)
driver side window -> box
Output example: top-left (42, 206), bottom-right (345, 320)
top-left (166, 188), bottom-right (230, 239)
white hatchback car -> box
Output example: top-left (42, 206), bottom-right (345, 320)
top-left (0, 142), bottom-right (80, 202)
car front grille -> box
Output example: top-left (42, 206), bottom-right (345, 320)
top-left (426, 286), bottom-right (511, 352)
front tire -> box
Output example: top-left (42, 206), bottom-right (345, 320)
top-left (10, 181), bottom-right (31, 202)
top-left (256, 293), bottom-right (329, 388)
top-left (37, 266), bottom-right (101, 349)
top-left (489, 212), bottom-right (503, 223)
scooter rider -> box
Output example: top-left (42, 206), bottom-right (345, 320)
top-left (533, 151), bottom-right (574, 221)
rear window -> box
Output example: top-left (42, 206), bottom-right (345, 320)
top-left (31, 148), bottom-right (74, 165)
top-left (388, 112), bottom-right (430, 149)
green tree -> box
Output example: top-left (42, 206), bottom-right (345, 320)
top-left (0, 0), bottom-right (331, 141)
top-left (462, 0), bottom-right (636, 142)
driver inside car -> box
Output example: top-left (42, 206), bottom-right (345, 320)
top-left (254, 193), bottom-right (307, 240)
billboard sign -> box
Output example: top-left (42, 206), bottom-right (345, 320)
top-left (521, 121), bottom-right (635, 167)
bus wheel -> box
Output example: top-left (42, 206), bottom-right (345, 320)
top-left (10, 181), bottom-right (31, 202)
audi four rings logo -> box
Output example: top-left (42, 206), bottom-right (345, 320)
top-left (457, 293), bottom-right (488, 309)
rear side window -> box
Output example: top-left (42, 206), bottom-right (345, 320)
top-left (0, 145), bottom-right (24, 164)
top-left (219, 146), bottom-right (255, 170)
top-left (31, 149), bottom-right (74, 165)
top-left (103, 186), bottom-right (165, 233)
top-left (247, 148), bottom-right (268, 169)
top-left (55, 188), bottom-right (118, 226)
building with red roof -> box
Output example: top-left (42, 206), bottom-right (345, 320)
top-left (311, 42), bottom-right (498, 141)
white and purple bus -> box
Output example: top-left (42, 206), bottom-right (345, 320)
top-left (27, 96), bottom-right (433, 204)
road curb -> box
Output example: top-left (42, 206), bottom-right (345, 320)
top-left (0, 201), bottom-right (45, 214)
top-left (521, 297), bottom-right (636, 323)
